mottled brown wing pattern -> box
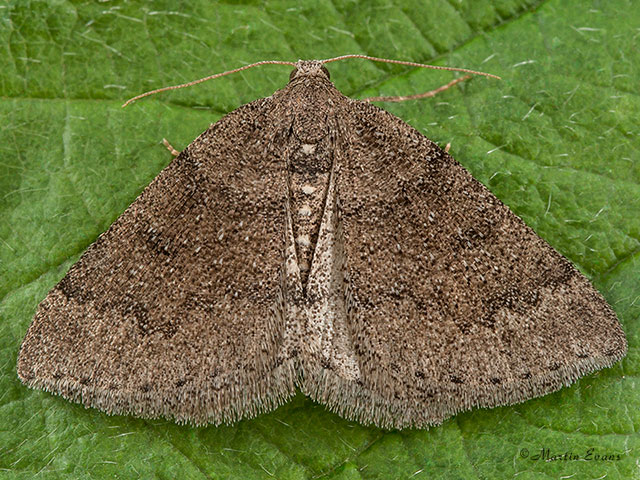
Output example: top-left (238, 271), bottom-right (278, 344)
top-left (17, 97), bottom-right (296, 425)
top-left (325, 100), bottom-right (627, 429)
top-left (18, 61), bottom-right (627, 430)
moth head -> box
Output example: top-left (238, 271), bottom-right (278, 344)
top-left (289, 60), bottom-right (331, 82)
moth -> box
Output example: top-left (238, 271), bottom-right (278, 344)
top-left (17, 55), bottom-right (627, 429)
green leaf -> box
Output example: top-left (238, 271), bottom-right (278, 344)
top-left (1, 0), bottom-right (638, 478)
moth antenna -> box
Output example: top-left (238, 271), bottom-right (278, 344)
top-left (122, 60), bottom-right (296, 107)
top-left (321, 54), bottom-right (501, 80)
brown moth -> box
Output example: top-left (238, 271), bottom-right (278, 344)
top-left (17, 56), bottom-right (627, 429)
